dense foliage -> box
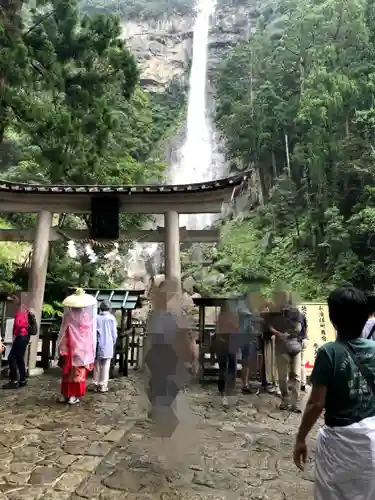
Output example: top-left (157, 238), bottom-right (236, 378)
top-left (211, 0), bottom-right (375, 297)
top-left (0, 0), bottom-right (188, 306)
top-left (82, 0), bottom-right (194, 21)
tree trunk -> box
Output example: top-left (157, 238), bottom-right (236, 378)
top-left (271, 151), bottom-right (277, 179)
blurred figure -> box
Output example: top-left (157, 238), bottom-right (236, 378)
top-left (300, 310), bottom-right (308, 391)
top-left (212, 301), bottom-right (240, 407)
top-left (145, 278), bottom-right (199, 426)
top-left (239, 291), bottom-right (264, 393)
top-left (3, 294), bottom-right (33, 390)
top-left (237, 293), bottom-right (254, 394)
top-left (269, 290), bottom-right (302, 412)
top-left (261, 300), bottom-right (280, 395)
top-left (294, 286), bottom-right (375, 500)
top-left (93, 300), bottom-right (117, 393)
top-left (57, 289), bottom-right (97, 405)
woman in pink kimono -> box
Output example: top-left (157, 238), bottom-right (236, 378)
top-left (57, 288), bottom-right (97, 405)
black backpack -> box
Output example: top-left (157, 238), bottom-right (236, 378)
top-left (27, 312), bottom-right (38, 336)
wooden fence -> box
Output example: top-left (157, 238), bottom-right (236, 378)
top-left (36, 321), bottom-right (146, 376)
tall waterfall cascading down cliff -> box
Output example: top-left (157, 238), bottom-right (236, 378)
top-left (126, 0), bottom-right (222, 280)
top-left (169, 0), bottom-right (219, 230)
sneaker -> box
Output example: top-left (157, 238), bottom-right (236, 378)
top-left (222, 396), bottom-right (230, 408)
top-left (267, 384), bottom-right (278, 394)
top-left (241, 386), bottom-right (253, 394)
top-left (68, 396), bottom-right (80, 405)
top-left (19, 380), bottom-right (27, 388)
top-left (279, 402), bottom-right (290, 411)
top-left (98, 386), bottom-right (108, 393)
top-left (2, 381), bottom-right (19, 390)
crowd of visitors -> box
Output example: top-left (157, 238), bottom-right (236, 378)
top-left (3, 281), bottom-right (375, 500)
top-left (1, 289), bottom-right (119, 405)
top-left (211, 290), bottom-right (307, 411)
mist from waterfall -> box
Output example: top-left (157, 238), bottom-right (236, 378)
top-left (169, 0), bottom-right (219, 230)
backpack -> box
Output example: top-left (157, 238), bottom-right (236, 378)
top-left (27, 312), bottom-right (38, 336)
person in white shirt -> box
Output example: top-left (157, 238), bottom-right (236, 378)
top-left (94, 301), bottom-right (117, 393)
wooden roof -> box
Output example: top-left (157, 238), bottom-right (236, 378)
top-left (0, 172), bottom-right (249, 195)
top-left (0, 172), bottom-right (250, 214)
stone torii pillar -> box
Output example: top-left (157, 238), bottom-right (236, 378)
top-left (28, 210), bottom-right (52, 375)
top-left (164, 210), bottom-right (181, 288)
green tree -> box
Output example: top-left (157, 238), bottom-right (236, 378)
top-left (211, 0), bottom-right (375, 296)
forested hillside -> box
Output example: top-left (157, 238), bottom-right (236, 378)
top-left (82, 0), bottom-right (194, 20)
top-left (0, 0), bottom-right (187, 308)
top-left (211, 0), bottom-right (375, 298)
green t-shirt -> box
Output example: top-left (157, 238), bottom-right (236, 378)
top-left (311, 339), bottom-right (375, 427)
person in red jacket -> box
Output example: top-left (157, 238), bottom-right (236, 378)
top-left (3, 295), bottom-right (30, 389)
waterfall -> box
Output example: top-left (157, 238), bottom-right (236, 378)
top-left (169, 0), bottom-right (219, 230)
top-left (117, 0), bottom-right (222, 282)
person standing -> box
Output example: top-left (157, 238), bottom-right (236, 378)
top-left (270, 291), bottom-right (302, 412)
top-left (261, 300), bottom-right (280, 394)
top-left (300, 311), bottom-right (308, 391)
top-left (3, 294), bottom-right (34, 390)
top-left (213, 301), bottom-right (240, 407)
top-left (145, 278), bottom-right (199, 424)
top-left (293, 286), bottom-right (375, 500)
top-left (57, 288), bottom-right (97, 405)
top-left (237, 293), bottom-right (254, 394)
top-left (93, 301), bottom-right (117, 393)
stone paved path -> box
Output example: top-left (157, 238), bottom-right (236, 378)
top-left (0, 374), bottom-right (316, 500)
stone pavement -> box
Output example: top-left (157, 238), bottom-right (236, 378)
top-left (0, 374), bottom-right (316, 500)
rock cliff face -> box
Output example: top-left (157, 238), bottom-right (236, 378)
top-left (121, 16), bottom-right (193, 93)
top-left (208, 1), bottom-right (257, 79)
top-left (121, 0), bottom-right (256, 93)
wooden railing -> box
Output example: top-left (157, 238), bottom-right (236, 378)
top-left (37, 320), bottom-right (145, 376)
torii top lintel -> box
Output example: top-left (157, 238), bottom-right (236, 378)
top-left (0, 172), bottom-right (250, 214)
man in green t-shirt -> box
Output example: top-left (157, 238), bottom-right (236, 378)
top-left (293, 286), bottom-right (375, 500)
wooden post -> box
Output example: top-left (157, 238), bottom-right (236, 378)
top-left (28, 210), bottom-right (52, 375)
top-left (122, 310), bottom-right (132, 376)
top-left (164, 210), bottom-right (181, 287)
top-left (198, 304), bottom-right (206, 375)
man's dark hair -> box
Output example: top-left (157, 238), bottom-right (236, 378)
top-left (328, 286), bottom-right (368, 339)
top-left (99, 300), bottom-right (111, 312)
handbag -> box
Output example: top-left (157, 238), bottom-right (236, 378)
top-left (281, 335), bottom-right (302, 356)
top-left (344, 342), bottom-right (375, 395)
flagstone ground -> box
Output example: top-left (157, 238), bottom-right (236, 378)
top-left (0, 374), bottom-right (316, 500)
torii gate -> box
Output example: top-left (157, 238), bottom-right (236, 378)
top-left (0, 172), bottom-right (249, 373)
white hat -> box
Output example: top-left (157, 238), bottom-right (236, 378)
top-left (62, 288), bottom-right (97, 309)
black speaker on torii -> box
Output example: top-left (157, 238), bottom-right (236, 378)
top-left (90, 196), bottom-right (120, 240)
